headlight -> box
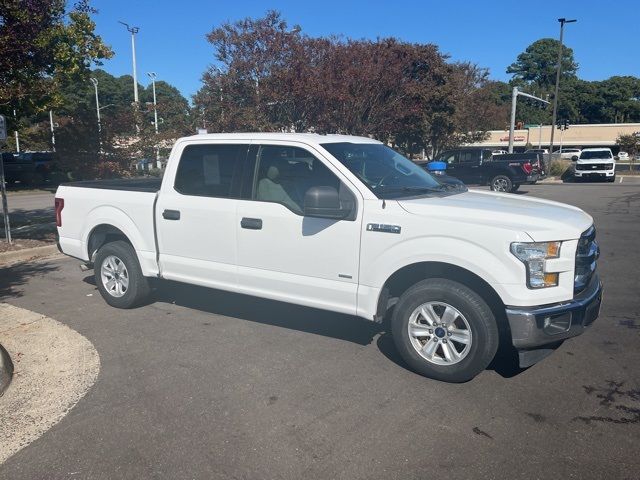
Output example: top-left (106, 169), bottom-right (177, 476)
top-left (511, 242), bottom-right (561, 288)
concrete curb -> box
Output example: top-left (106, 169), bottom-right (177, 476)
top-left (0, 245), bottom-right (61, 266)
top-left (0, 303), bottom-right (100, 464)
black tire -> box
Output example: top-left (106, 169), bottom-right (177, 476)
top-left (510, 183), bottom-right (520, 192)
top-left (490, 174), bottom-right (512, 193)
top-left (391, 279), bottom-right (499, 383)
top-left (607, 175), bottom-right (616, 183)
top-left (94, 240), bottom-right (150, 309)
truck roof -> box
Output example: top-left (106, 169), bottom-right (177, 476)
top-left (180, 132), bottom-right (382, 146)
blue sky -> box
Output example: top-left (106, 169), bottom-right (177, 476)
top-left (90, 0), bottom-right (638, 100)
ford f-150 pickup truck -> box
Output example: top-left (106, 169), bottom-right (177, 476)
top-left (573, 148), bottom-right (616, 182)
top-left (55, 133), bottom-right (602, 382)
top-left (429, 148), bottom-right (544, 193)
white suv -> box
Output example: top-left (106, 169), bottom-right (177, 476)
top-left (573, 148), bottom-right (616, 182)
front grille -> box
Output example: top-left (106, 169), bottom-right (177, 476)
top-left (575, 225), bottom-right (598, 293)
top-left (576, 163), bottom-right (611, 171)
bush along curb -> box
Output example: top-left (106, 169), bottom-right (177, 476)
top-left (0, 344), bottom-right (13, 397)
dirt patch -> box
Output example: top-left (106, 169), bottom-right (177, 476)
top-left (0, 303), bottom-right (100, 464)
top-left (0, 235), bottom-right (55, 254)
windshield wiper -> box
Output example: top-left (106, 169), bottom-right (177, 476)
top-left (374, 185), bottom-right (447, 196)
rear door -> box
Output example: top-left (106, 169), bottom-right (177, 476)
top-left (155, 141), bottom-right (249, 291)
top-left (235, 142), bottom-right (363, 315)
top-left (456, 150), bottom-right (483, 184)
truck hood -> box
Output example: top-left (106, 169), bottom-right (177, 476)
top-left (398, 189), bottom-right (593, 241)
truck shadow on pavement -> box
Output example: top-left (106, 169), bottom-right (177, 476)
top-left (0, 262), bottom-right (59, 300)
top-left (88, 277), bottom-right (521, 380)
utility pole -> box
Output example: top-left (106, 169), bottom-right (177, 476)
top-left (508, 87), bottom-right (550, 153)
top-left (549, 18), bottom-right (577, 159)
top-left (119, 21), bottom-right (140, 133)
top-left (90, 77), bottom-right (102, 152)
top-left (147, 72), bottom-right (161, 168)
top-left (49, 110), bottom-right (56, 152)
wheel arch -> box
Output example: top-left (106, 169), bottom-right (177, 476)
top-left (87, 224), bottom-right (134, 262)
top-left (376, 261), bottom-right (509, 336)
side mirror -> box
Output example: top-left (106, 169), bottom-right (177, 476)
top-left (571, 155), bottom-right (579, 161)
top-left (304, 186), bottom-right (350, 219)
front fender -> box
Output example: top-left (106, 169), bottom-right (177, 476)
top-left (357, 235), bottom-right (525, 319)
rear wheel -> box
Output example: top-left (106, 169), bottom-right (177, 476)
top-left (490, 175), bottom-right (512, 193)
top-left (391, 279), bottom-right (499, 382)
top-left (94, 240), bottom-right (150, 308)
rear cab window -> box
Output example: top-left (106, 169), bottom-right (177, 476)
top-left (174, 144), bottom-right (249, 198)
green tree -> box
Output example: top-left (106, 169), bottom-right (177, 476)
top-left (507, 38), bottom-right (578, 88)
top-left (0, 0), bottom-right (112, 115)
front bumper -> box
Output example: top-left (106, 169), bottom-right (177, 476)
top-left (505, 274), bottom-right (602, 352)
top-left (574, 169), bottom-right (615, 178)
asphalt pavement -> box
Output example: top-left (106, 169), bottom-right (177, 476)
top-left (1, 183), bottom-right (639, 479)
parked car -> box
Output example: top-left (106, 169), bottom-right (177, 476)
top-left (617, 151), bottom-right (629, 161)
top-left (558, 148), bottom-right (582, 160)
top-left (430, 148), bottom-right (543, 192)
top-left (573, 148), bottom-right (616, 182)
top-left (525, 148), bottom-right (549, 155)
top-left (55, 133), bottom-right (602, 383)
top-left (0, 151), bottom-right (60, 185)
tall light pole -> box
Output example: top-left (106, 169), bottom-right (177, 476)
top-left (90, 77), bottom-right (102, 152)
top-left (147, 72), bottom-right (161, 168)
top-left (549, 18), bottom-right (577, 158)
top-left (119, 21), bottom-right (140, 104)
top-left (119, 21), bottom-right (140, 134)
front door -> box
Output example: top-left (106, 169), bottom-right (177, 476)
top-left (235, 143), bottom-right (363, 315)
top-left (155, 142), bottom-right (249, 291)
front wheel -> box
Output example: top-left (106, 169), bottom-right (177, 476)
top-left (490, 175), bottom-right (513, 192)
top-left (94, 240), bottom-right (151, 309)
top-left (391, 279), bottom-right (499, 382)
top-left (607, 175), bottom-right (616, 183)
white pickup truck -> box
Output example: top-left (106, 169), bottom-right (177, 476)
top-left (573, 147), bottom-right (616, 182)
top-left (55, 133), bottom-right (603, 382)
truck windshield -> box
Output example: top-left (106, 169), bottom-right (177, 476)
top-left (580, 150), bottom-right (613, 160)
top-left (321, 142), bottom-right (460, 199)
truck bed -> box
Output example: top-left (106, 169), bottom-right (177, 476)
top-left (62, 177), bottom-right (162, 192)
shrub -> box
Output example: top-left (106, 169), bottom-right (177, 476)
top-left (549, 159), bottom-right (571, 177)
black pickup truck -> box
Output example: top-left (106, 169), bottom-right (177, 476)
top-left (428, 148), bottom-right (545, 193)
top-left (1, 151), bottom-right (60, 185)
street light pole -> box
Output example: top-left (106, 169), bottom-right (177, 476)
top-left (90, 77), bottom-right (102, 152)
top-left (147, 72), bottom-right (161, 168)
top-left (119, 21), bottom-right (140, 133)
top-left (549, 18), bottom-right (577, 159)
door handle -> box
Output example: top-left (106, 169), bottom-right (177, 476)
top-left (162, 209), bottom-right (180, 220)
top-left (241, 217), bottom-right (262, 230)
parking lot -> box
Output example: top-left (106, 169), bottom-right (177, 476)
top-left (1, 183), bottom-right (639, 479)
